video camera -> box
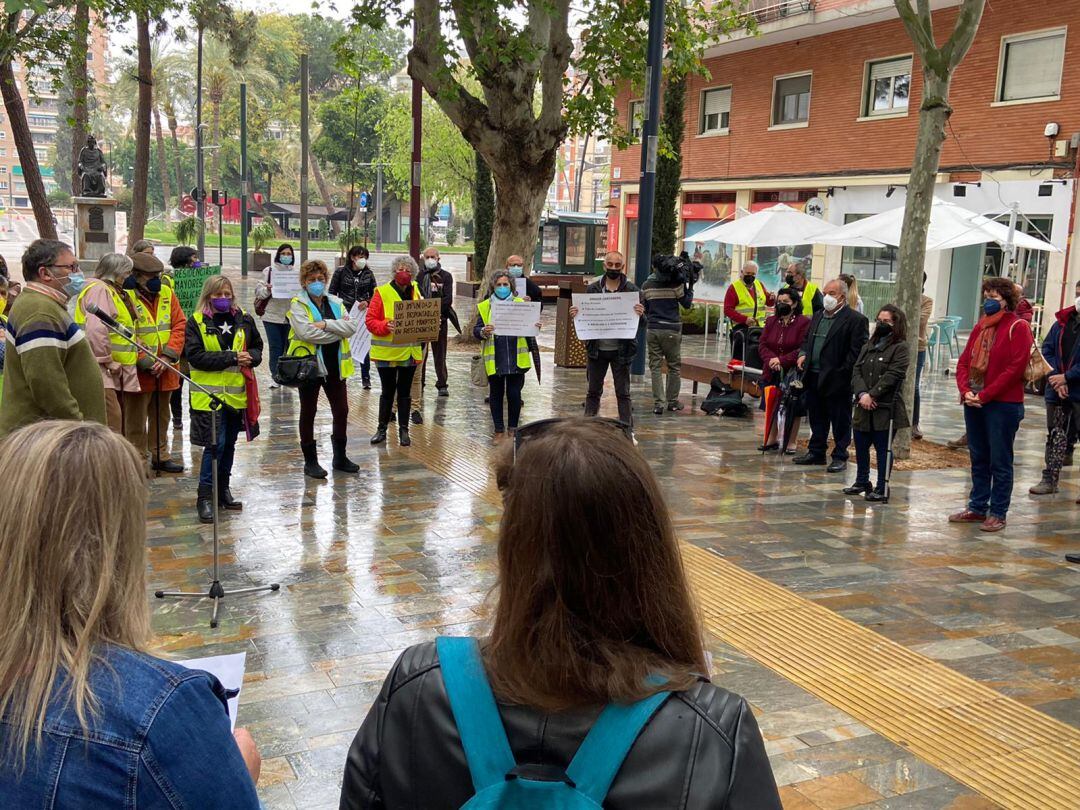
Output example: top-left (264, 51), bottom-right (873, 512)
top-left (652, 252), bottom-right (702, 288)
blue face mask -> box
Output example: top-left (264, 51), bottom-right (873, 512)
top-left (279, 255), bottom-right (293, 266)
top-left (63, 272), bottom-right (86, 297)
top-left (307, 281), bottom-right (326, 298)
top-left (983, 298), bottom-right (1002, 316)
top-left (508, 265), bottom-right (523, 278)
top-left (493, 285), bottom-right (512, 300)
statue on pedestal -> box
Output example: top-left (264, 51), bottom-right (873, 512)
top-left (78, 136), bottom-right (108, 198)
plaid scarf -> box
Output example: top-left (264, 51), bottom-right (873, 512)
top-left (970, 309), bottom-right (1006, 384)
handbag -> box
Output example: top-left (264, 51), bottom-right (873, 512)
top-left (1011, 321), bottom-right (1053, 383)
top-left (242, 366), bottom-right (261, 441)
top-left (254, 268), bottom-right (271, 316)
top-left (276, 346), bottom-right (318, 387)
top-left (471, 349), bottom-right (487, 387)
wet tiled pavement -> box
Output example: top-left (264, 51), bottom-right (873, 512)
top-left (145, 274), bottom-right (1077, 809)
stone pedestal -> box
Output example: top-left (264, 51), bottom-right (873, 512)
top-left (73, 196), bottom-right (118, 271)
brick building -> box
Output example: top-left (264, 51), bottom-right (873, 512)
top-left (609, 0), bottom-right (1080, 333)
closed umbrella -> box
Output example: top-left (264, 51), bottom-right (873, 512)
top-left (681, 203), bottom-right (835, 247)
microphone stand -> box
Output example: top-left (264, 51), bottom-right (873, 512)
top-left (92, 315), bottom-right (279, 628)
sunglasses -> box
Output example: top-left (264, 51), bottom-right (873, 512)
top-left (512, 417), bottom-right (633, 464)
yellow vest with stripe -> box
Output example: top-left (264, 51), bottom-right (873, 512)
top-left (135, 284), bottom-right (175, 353)
top-left (799, 281), bottom-right (819, 315)
top-left (189, 311), bottom-right (247, 411)
top-left (74, 282), bottom-right (138, 367)
top-left (730, 278), bottom-right (768, 323)
top-left (286, 294), bottom-right (355, 379)
top-left (370, 282), bottom-right (423, 364)
top-left (477, 297), bottom-right (532, 376)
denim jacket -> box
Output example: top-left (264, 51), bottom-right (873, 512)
top-left (0, 644), bottom-right (260, 809)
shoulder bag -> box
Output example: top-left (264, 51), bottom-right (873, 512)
top-left (276, 345), bottom-right (318, 387)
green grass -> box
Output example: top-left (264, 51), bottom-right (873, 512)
top-left (142, 221), bottom-right (475, 253)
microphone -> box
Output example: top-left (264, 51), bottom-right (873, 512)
top-left (84, 302), bottom-right (134, 338)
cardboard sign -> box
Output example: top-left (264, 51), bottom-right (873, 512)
top-left (392, 298), bottom-right (442, 345)
top-left (172, 264), bottom-right (221, 313)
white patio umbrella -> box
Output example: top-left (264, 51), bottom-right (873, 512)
top-left (817, 197), bottom-right (1060, 252)
top-left (681, 203), bottom-right (836, 247)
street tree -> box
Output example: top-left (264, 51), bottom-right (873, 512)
top-left (891, 0), bottom-right (985, 457)
top-left (68, 1), bottom-right (91, 196)
top-left (473, 151), bottom-right (493, 273)
top-left (653, 76), bottom-right (686, 256)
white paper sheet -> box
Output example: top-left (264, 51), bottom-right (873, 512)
top-left (491, 300), bottom-right (541, 337)
top-left (571, 292), bottom-right (640, 341)
top-left (349, 302), bottom-right (372, 362)
top-left (270, 269), bottom-right (304, 300)
top-left (176, 652), bottom-right (247, 731)
top-left (514, 277), bottom-right (527, 299)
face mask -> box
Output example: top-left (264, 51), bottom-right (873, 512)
top-left (279, 255), bottom-right (293, 266)
top-left (424, 258), bottom-right (438, 269)
top-left (785, 274), bottom-right (795, 286)
top-left (508, 265), bottom-right (523, 278)
top-left (122, 275), bottom-right (139, 290)
top-left (823, 293), bottom-right (839, 312)
top-left (394, 271), bottom-right (412, 287)
top-left (211, 297), bottom-right (232, 313)
top-left (742, 273), bottom-right (756, 286)
top-left (307, 281), bottom-right (326, 298)
top-left (493, 285), bottom-right (512, 300)
top-left (354, 258), bottom-right (367, 270)
top-left (875, 321), bottom-right (893, 338)
top-left (605, 269), bottom-right (622, 280)
top-left (63, 272), bottom-right (86, 298)
top-left (775, 303), bottom-right (792, 317)
top-left (983, 298), bottom-right (1002, 316)
top-left (145, 277), bottom-right (162, 295)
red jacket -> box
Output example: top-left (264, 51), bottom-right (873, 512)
top-left (723, 283), bottom-right (775, 326)
top-left (956, 311), bottom-right (1031, 404)
top-left (1016, 297), bottom-right (1034, 323)
top-left (365, 283), bottom-right (419, 337)
top-left (759, 314), bottom-right (811, 383)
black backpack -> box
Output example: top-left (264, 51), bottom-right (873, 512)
top-left (701, 377), bottom-right (751, 417)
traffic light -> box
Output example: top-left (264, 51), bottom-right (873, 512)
top-left (211, 189), bottom-right (226, 206)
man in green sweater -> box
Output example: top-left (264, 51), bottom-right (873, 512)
top-left (0, 239), bottom-right (106, 438)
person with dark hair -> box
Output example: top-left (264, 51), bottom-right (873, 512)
top-left (167, 246), bottom-right (200, 427)
top-left (339, 418), bottom-right (781, 809)
top-left (949, 277), bottom-right (1031, 532)
top-left (330, 245), bottom-right (377, 389)
top-left (642, 256), bottom-right (694, 415)
top-left (168, 245), bottom-right (198, 271)
top-left (758, 286), bottom-right (811, 452)
top-left (912, 272), bottom-right (933, 440)
top-left (0, 239), bottom-right (105, 438)
top-left (844, 304), bottom-right (909, 502)
top-left (254, 243), bottom-right (297, 387)
top-left (784, 262), bottom-right (823, 315)
top-left (416, 246), bottom-right (454, 403)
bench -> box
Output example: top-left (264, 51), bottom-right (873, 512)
top-left (673, 357), bottom-right (763, 399)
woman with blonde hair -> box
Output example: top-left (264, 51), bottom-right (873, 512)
top-left (0, 421), bottom-right (261, 806)
top-left (185, 274), bottom-right (263, 522)
top-left (341, 418), bottom-right (781, 809)
top-left (838, 273), bottom-right (863, 314)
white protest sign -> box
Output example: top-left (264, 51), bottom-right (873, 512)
top-left (349, 301), bottom-right (372, 362)
top-left (514, 278), bottom-right (527, 299)
top-left (176, 652), bottom-right (246, 731)
top-left (491, 300), bottom-right (541, 337)
top-left (270, 268), bottom-right (304, 300)
top-left (571, 292), bottom-right (640, 341)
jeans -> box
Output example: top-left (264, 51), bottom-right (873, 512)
top-left (299, 374), bottom-right (349, 444)
top-left (199, 408), bottom-right (244, 488)
top-left (488, 373), bottom-right (525, 432)
top-left (264, 321), bottom-right (291, 382)
top-left (1040, 399), bottom-right (1080, 482)
top-left (378, 364), bottom-right (417, 428)
top-left (965, 400), bottom-right (1024, 519)
top-left (805, 374), bottom-right (852, 461)
top-left (360, 354), bottom-right (371, 385)
top-left (913, 350), bottom-right (926, 425)
top-left (584, 350), bottom-right (633, 428)
top-left (647, 329), bottom-right (682, 408)
top-left (853, 428), bottom-right (891, 491)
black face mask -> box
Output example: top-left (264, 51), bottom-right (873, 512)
top-left (144, 277), bottom-right (162, 295)
top-left (775, 303), bottom-right (792, 317)
top-left (122, 275), bottom-right (139, 290)
top-left (875, 321), bottom-right (893, 339)
top-left (742, 273), bottom-right (756, 286)
top-left (785, 274), bottom-right (795, 286)
top-left (605, 269), bottom-right (622, 280)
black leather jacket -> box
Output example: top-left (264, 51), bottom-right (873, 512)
top-left (339, 642), bottom-right (782, 809)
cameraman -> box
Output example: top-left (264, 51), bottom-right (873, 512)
top-left (724, 260), bottom-right (774, 361)
top-left (642, 254), bottom-right (694, 414)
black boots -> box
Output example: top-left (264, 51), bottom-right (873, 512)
top-left (219, 475), bottom-right (242, 510)
top-left (332, 435), bottom-right (359, 473)
top-left (371, 425), bottom-right (388, 444)
top-left (399, 426), bottom-right (412, 447)
top-left (301, 441), bottom-right (328, 479)
top-left (196, 484), bottom-right (214, 524)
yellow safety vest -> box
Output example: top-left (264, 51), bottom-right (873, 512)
top-left (799, 282), bottom-right (819, 315)
top-left (161, 273), bottom-right (174, 290)
top-left (0, 314), bottom-right (6, 402)
top-left (189, 311), bottom-right (247, 411)
top-left (135, 284), bottom-right (175, 353)
top-left (731, 278), bottom-right (768, 323)
top-left (369, 282), bottom-right (423, 364)
top-left (74, 281), bottom-right (138, 366)
top-left (286, 294), bottom-right (355, 380)
top-left (477, 297), bottom-right (532, 377)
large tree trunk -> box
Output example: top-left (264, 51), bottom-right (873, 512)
top-left (69, 0), bottom-right (90, 196)
top-left (310, 150), bottom-right (340, 236)
top-left (209, 95), bottom-right (222, 194)
top-left (0, 60), bottom-right (56, 239)
top-left (129, 12), bottom-right (153, 244)
top-left (487, 152), bottom-right (554, 277)
top-left (164, 97), bottom-right (184, 200)
top-left (153, 103), bottom-right (172, 223)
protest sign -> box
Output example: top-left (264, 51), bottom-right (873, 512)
top-left (172, 264), bottom-right (220, 313)
top-left (515, 278), bottom-right (527, 298)
top-left (571, 292), bottom-right (640, 341)
top-left (269, 268), bottom-right (304, 300)
top-left (491, 300), bottom-right (541, 337)
top-left (348, 301), bottom-right (372, 361)
top-left (177, 652), bottom-right (246, 731)
top-left (392, 298), bottom-right (441, 345)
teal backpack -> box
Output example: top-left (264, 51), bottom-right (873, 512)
top-left (436, 636), bottom-right (671, 809)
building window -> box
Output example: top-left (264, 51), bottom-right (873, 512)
top-left (34, 148), bottom-right (48, 162)
top-left (841, 214), bottom-right (897, 281)
top-left (28, 115), bottom-right (55, 128)
top-left (998, 29), bottom-right (1066, 102)
top-left (700, 87), bottom-right (731, 134)
top-left (0, 148), bottom-right (6, 157)
top-left (0, 167), bottom-right (7, 174)
top-left (773, 73), bottom-right (811, 125)
top-left (865, 57), bottom-right (911, 115)
top-left (0, 181), bottom-right (7, 190)
top-left (628, 99), bottom-right (644, 140)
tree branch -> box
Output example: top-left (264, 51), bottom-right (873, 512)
top-left (893, 0), bottom-right (938, 61)
top-left (942, 0), bottom-right (986, 69)
top-left (537, 0), bottom-right (572, 138)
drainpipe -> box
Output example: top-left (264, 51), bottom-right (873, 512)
top-left (1058, 147), bottom-right (1080, 311)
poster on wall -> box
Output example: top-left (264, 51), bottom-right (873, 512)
top-left (682, 221), bottom-right (735, 303)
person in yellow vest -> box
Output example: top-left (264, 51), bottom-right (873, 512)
top-left (723, 260), bottom-right (774, 362)
top-left (473, 270), bottom-right (541, 438)
top-left (287, 259), bottom-right (359, 478)
top-left (184, 275), bottom-right (263, 523)
top-left (784, 262), bottom-right (823, 315)
top-left (128, 251), bottom-right (187, 473)
top-left (366, 255), bottom-right (423, 447)
top-left (74, 253), bottom-right (143, 442)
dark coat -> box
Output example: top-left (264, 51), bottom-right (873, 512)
top-left (582, 276), bottom-right (643, 366)
top-left (329, 264), bottom-right (377, 311)
top-left (416, 265), bottom-right (454, 320)
top-left (851, 337), bottom-right (910, 432)
top-left (339, 641), bottom-right (782, 810)
top-left (799, 305), bottom-right (869, 398)
top-left (184, 310), bottom-right (263, 448)
top-left (1041, 306), bottom-right (1080, 403)
top-left (759, 313), bottom-right (811, 385)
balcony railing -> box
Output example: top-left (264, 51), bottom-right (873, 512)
top-left (749, 0), bottom-right (815, 24)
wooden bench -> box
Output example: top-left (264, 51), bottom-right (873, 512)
top-left (672, 357), bottom-right (763, 399)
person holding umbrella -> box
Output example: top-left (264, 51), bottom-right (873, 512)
top-left (758, 287), bottom-right (810, 452)
top-left (844, 304), bottom-right (909, 502)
